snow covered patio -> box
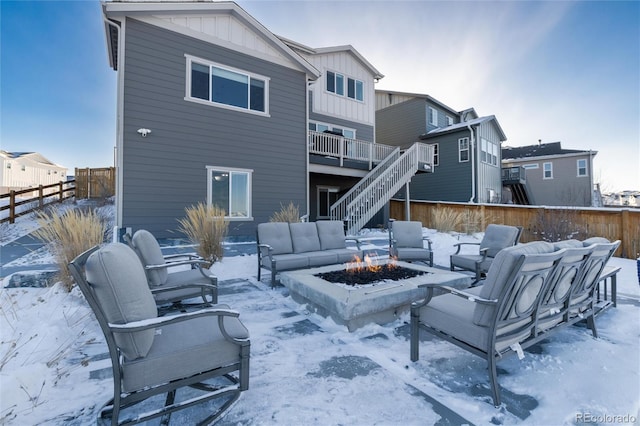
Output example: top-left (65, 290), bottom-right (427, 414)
top-left (1, 211), bottom-right (639, 425)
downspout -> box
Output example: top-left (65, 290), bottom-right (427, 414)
top-left (589, 149), bottom-right (595, 206)
top-left (467, 123), bottom-right (476, 203)
top-left (305, 81), bottom-right (311, 221)
top-left (103, 14), bottom-right (125, 241)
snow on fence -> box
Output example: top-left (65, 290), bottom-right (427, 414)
top-left (390, 199), bottom-right (640, 260)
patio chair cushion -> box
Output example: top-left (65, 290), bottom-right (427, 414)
top-left (481, 224), bottom-right (522, 258)
top-left (394, 247), bottom-right (430, 261)
top-left (154, 268), bottom-right (216, 304)
top-left (449, 254), bottom-right (488, 271)
top-left (420, 290), bottom-right (531, 353)
top-left (265, 253), bottom-right (309, 270)
top-left (121, 304), bottom-right (249, 392)
top-left (290, 222), bottom-right (322, 253)
top-left (316, 221), bottom-right (347, 250)
top-left (393, 221), bottom-right (424, 248)
top-left (131, 229), bottom-right (168, 286)
top-left (258, 222), bottom-right (293, 254)
top-left (324, 248), bottom-right (359, 263)
top-left (85, 243), bottom-right (157, 360)
top-left (473, 241), bottom-right (555, 327)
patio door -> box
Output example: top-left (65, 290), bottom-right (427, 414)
top-left (317, 186), bottom-right (340, 219)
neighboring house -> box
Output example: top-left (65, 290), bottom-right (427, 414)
top-left (501, 141), bottom-right (598, 207)
top-left (102, 1), bottom-right (432, 238)
top-left (0, 151), bottom-right (67, 195)
top-left (375, 90), bottom-right (506, 203)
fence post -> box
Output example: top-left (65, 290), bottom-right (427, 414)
top-left (59, 181), bottom-right (64, 203)
top-left (39, 185), bottom-right (44, 208)
top-left (9, 190), bottom-right (16, 224)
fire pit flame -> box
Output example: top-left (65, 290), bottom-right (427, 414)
top-left (345, 254), bottom-right (397, 274)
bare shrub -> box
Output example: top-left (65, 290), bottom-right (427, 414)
top-left (270, 202), bottom-right (300, 223)
top-left (431, 207), bottom-right (463, 233)
top-left (531, 209), bottom-right (587, 242)
top-left (177, 203), bottom-right (228, 267)
top-left (33, 208), bottom-right (107, 291)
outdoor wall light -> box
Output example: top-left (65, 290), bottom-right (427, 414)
top-left (137, 128), bottom-right (151, 137)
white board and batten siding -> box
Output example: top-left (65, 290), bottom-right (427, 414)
top-left (303, 51), bottom-right (377, 127)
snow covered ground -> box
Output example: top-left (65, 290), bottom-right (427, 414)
top-left (1, 204), bottom-right (639, 425)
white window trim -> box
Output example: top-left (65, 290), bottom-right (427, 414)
top-left (432, 143), bottom-right (439, 166)
top-left (309, 121), bottom-right (357, 139)
top-left (184, 54), bottom-right (270, 117)
top-left (543, 162), bottom-right (553, 179)
top-left (458, 137), bottom-right (469, 162)
top-left (325, 69), bottom-right (364, 102)
top-left (446, 115), bottom-right (454, 126)
top-left (523, 163), bottom-right (539, 169)
top-left (428, 107), bottom-right (438, 126)
top-left (577, 159), bottom-right (588, 177)
top-left (206, 166), bottom-right (254, 221)
top-left (317, 186), bottom-right (340, 219)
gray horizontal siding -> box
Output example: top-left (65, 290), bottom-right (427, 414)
top-left (404, 131), bottom-right (473, 202)
top-left (375, 99), bottom-right (426, 147)
top-left (121, 18), bottom-right (308, 238)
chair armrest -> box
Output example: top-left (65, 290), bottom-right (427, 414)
top-left (478, 247), bottom-right (489, 262)
top-left (452, 242), bottom-right (480, 255)
top-left (257, 243), bottom-right (274, 260)
top-left (413, 283), bottom-right (497, 308)
top-left (422, 237), bottom-right (433, 250)
top-left (109, 307), bottom-right (248, 344)
top-left (144, 259), bottom-right (210, 271)
top-left (163, 253), bottom-right (202, 262)
top-left (150, 282), bottom-right (217, 295)
top-left (345, 237), bottom-right (362, 250)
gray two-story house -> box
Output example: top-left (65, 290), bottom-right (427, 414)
top-left (103, 1), bottom-right (434, 238)
top-left (376, 90), bottom-right (506, 204)
top-left (502, 141), bottom-right (598, 207)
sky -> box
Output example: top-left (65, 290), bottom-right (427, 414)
top-left (1, 0), bottom-right (639, 192)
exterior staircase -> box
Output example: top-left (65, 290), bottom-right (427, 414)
top-left (329, 142), bottom-right (434, 235)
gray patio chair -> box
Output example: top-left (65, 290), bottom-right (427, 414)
top-left (566, 238), bottom-right (620, 337)
top-left (125, 229), bottom-right (218, 306)
top-left (450, 224), bottom-right (522, 282)
top-left (411, 241), bottom-right (563, 407)
top-left (69, 243), bottom-right (250, 425)
top-left (388, 220), bottom-right (433, 267)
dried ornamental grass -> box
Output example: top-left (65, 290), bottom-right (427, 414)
top-left (177, 203), bottom-right (228, 267)
top-left (33, 208), bottom-right (106, 291)
top-left (431, 207), bottom-right (463, 233)
top-left (270, 202), bottom-right (300, 223)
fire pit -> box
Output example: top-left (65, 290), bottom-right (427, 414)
top-left (279, 258), bottom-right (472, 331)
top-left (316, 255), bottom-right (427, 286)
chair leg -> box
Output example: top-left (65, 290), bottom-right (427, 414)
top-left (488, 356), bottom-right (501, 407)
top-left (587, 314), bottom-right (598, 338)
top-left (410, 307), bottom-right (420, 362)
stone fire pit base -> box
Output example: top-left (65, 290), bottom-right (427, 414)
top-left (279, 261), bottom-right (472, 331)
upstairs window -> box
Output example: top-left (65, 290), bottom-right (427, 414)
top-left (577, 159), bottom-right (587, 176)
top-left (187, 55), bottom-right (268, 114)
top-left (326, 71), bottom-right (344, 96)
top-left (207, 166), bottom-right (253, 220)
top-left (428, 107), bottom-right (438, 126)
top-left (347, 78), bottom-right (364, 101)
top-left (480, 138), bottom-right (498, 166)
top-left (327, 71), bottom-right (363, 101)
top-left (446, 115), bottom-right (454, 126)
top-left (431, 143), bottom-right (439, 166)
top-left (543, 162), bottom-right (553, 179)
top-left (458, 137), bottom-right (469, 162)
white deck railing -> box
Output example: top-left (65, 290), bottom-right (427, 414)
top-left (330, 142), bottom-right (435, 235)
top-left (308, 131), bottom-right (396, 169)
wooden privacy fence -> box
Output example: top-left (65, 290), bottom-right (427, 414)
top-left (75, 167), bottom-right (115, 199)
top-left (390, 199), bottom-right (640, 260)
top-left (0, 180), bottom-right (76, 224)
